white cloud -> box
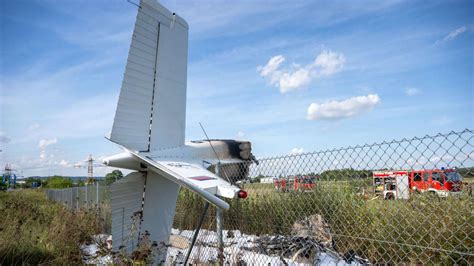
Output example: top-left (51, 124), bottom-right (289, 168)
top-left (307, 94), bottom-right (380, 120)
top-left (279, 68), bottom-right (312, 93)
top-left (289, 148), bottom-right (304, 155)
top-left (313, 50), bottom-right (346, 76)
top-left (258, 50), bottom-right (345, 94)
top-left (258, 55), bottom-right (285, 77)
top-left (26, 153), bottom-right (73, 169)
top-left (405, 87), bottom-right (421, 96)
top-left (435, 26), bottom-right (468, 44)
top-left (29, 123), bottom-right (40, 130)
top-left (38, 151), bottom-right (58, 162)
top-left (442, 26), bottom-right (467, 42)
top-left (429, 155), bottom-right (453, 163)
top-left (38, 138), bottom-right (57, 149)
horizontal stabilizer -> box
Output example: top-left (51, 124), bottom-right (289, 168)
top-left (121, 146), bottom-right (232, 210)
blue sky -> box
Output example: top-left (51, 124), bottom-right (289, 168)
top-left (1, 0), bottom-right (473, 177)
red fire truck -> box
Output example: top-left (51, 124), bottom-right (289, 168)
top-left (373, 168), bottom-right (463, 199)
top-left (373, 171), bottom-right (410, 200)
top-left (409, 168), bottom-right (462, 197)
top-left (274, 176), bottom-right (316, 192)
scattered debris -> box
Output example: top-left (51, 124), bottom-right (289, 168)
top-left (291, 214), bottom-right (333, 249)
top-left (167, 229), bottom-right (369, 265)
top-left (80, 234), bottom-right (112, 264)
top-left (169, 235), bottom-right (190, 249)
top-left (83, 228), bottom-right (369, 265)
top-left (247, 234), bottom-right (339, 264)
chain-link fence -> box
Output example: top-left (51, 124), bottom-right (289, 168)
top-left (45, 129), bottom-right (474, 264)
top-left (171, 129), bottom-right (473, 265)
top-left (45, 184), bottom-right (111, 233)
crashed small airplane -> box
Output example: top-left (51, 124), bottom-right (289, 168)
top-left (102, 0), bottom-right (255, 260)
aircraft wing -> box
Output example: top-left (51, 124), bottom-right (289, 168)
top-left (123, 146), bottom-right (244, 210)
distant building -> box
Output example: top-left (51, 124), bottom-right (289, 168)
top-left (260, 177), bottom-right (276, 184)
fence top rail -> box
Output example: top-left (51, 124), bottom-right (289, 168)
top-left (44, 185), bottom-right (110, 191)
top-left (256, 128), bottom-right (473, 162)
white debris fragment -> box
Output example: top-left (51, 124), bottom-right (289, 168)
top-left (83, 230), bottom-right (365, 265)
top-left (165, 229), bottom-right (360, 266)
top-left (80, 234), bottom-right (112, 264)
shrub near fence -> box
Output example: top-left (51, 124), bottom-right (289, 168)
top-left (0, 190), bottom-right (104, 264)
top-left (45, 184), bottom-right (112, 234)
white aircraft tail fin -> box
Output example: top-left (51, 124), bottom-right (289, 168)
top-left (110, 172), bottom-right (146, 253)
top-left (140, 171), bottom-right (180, 262)
top-left (111, 171), bottom-right (180, 263)
top-left (110, 0), bottom-right (188, 152)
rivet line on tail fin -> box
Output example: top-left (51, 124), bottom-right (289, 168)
top-left (136, 172), bottom-right (148, 245)
top-left (121, 207), bottom-right (125, 244)
top-left (144, 20), bottom-right (161, 153)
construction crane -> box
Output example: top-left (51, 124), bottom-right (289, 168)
top-left (74, 154), bottom-right (107, 205)
top-left (74, 154), bottom-right (105, 184)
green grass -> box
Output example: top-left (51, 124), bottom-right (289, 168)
top-left (0, 190), bottom-right (105, 265)
top-left (3, 182), bottom-right (471, 264)
top-left (173, 180), bottom-right (474, 264)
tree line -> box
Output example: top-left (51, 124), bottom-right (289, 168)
top-left (14, 170), bottom-right (124, 189)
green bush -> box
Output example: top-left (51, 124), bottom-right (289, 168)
top-left (104, 170), bottom-right (124, 185)
top-left (0, 190), bottom-right (104, 264)
top-left (44, 176), bottom-right (73, 188)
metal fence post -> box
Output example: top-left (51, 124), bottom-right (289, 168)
top-left (96, 181), bottom-right (99, 206)
top-left (216, 207), bottom-right (224, 264)
top-left (216, 163), bottom-right (224, 265)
